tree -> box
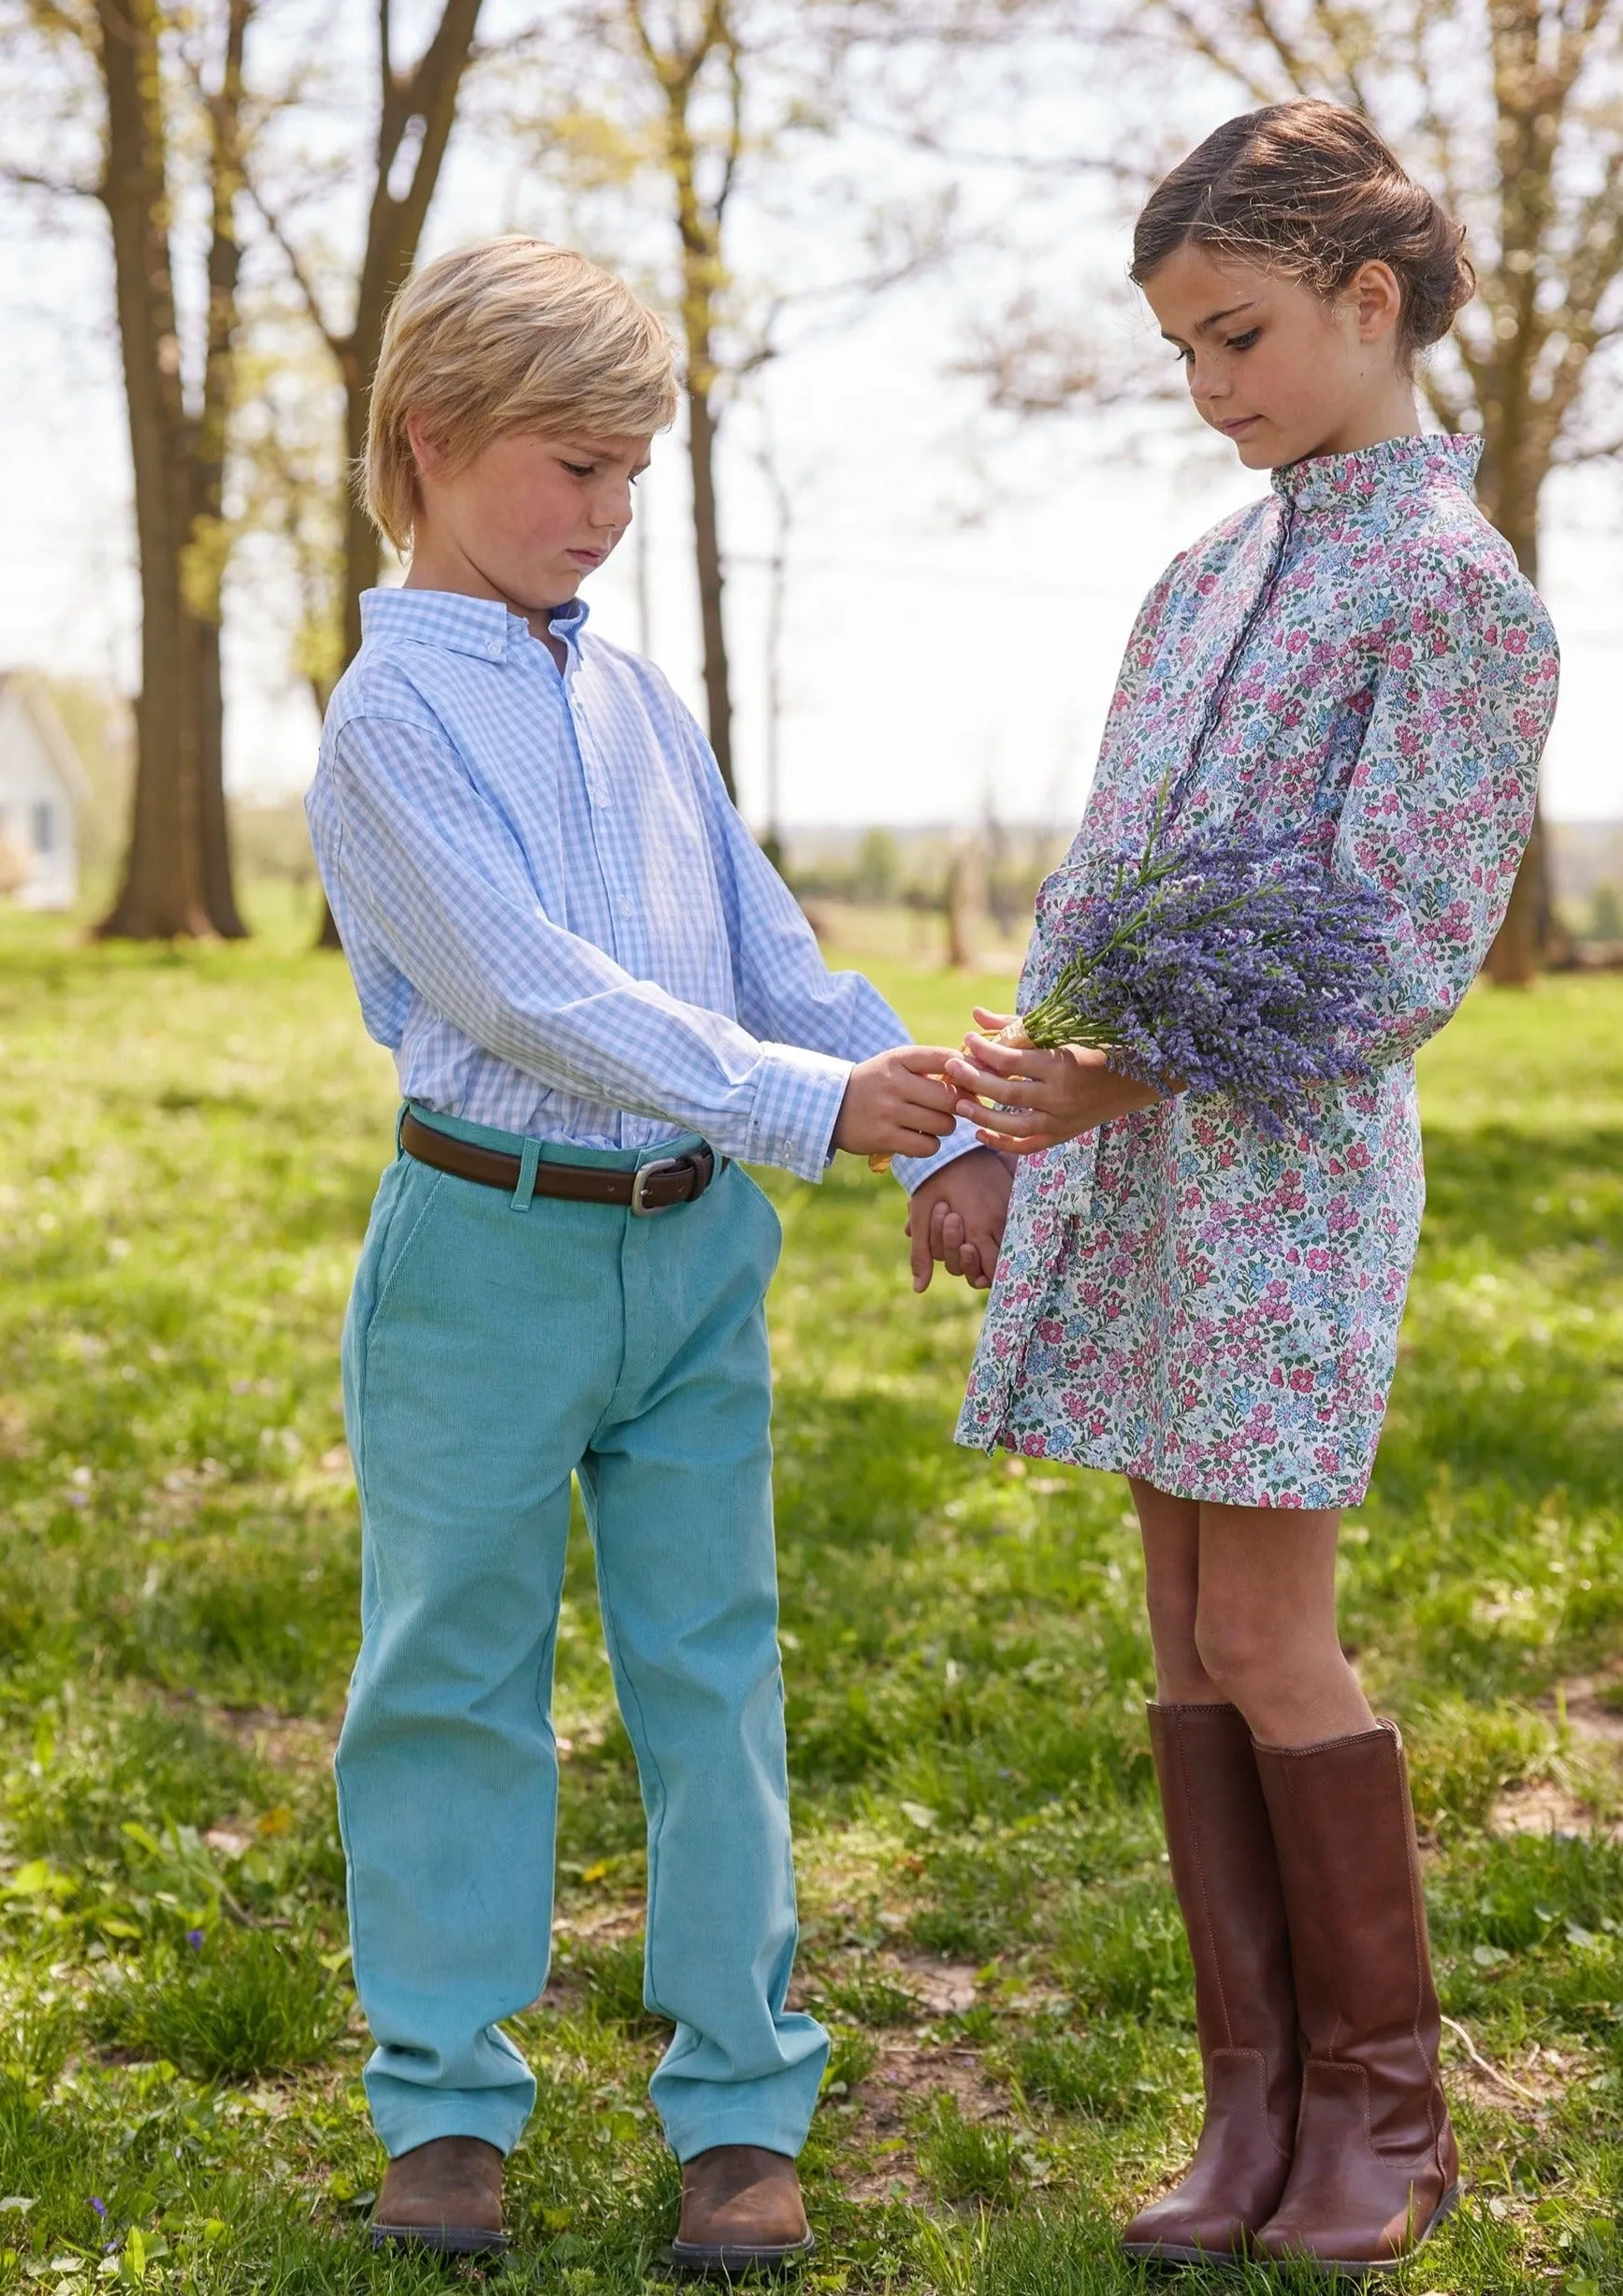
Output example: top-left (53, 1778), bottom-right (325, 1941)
top-left (538, 0), bottom-right (759, 803)
top-left (749, 400), bottom-right (794, 866)
top-left (630, 0), bottom-right (742, 799)
top-left (518, 1), bottom-right (979, 812)
top-left (248, 0), bottom-right (488, 942)
top-left (4, 0), bottom-right (254, 937)
top-left (976, 0), bottom-right (1623, 979)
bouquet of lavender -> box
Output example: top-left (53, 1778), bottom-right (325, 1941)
top-left (996, 830), bottom-right (1389, 1139)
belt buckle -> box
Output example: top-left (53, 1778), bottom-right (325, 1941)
top-left (630, 1155), bottom-right (687, 1216)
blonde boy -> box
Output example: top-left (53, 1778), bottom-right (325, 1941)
top-left (306, 238), bottom-right (1008, 2266)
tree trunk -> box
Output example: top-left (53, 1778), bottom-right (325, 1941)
top-left (94, 0), bottom-right (211, 940)
top-left (1475, 464), bottom-right (1552, 986)
top-left (312, 329), bottom-right (385, 951)
top-left (658, 37), bottom-right (738, 808)
top-left (306, 0), bottom-right (485, 949)
top-left (196, 615), bottom-right (247, 936)
top-left (687, 380), bottom-right (735, 801)
top-left (190, 0), bottom-right (254, 939)
top-left (1485, 807), bottom-right (1553, 987)
top-left (340, 354), bottom-right (382, 679)
top-left (945, 842), bottom-right (986, 970)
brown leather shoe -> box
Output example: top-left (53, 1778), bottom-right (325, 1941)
top-left (1121, 1703), bottom-right (1300, 2264)
top-left (1253, 1720), bottom-right (1459, 2274)
top-left (370, 2134), bottom-right (508, 2255)
top-left (669, 2144), bottom-right (814, 2274)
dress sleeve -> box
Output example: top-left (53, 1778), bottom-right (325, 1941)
top-left (1334, 556), bottom-right (1558, 1068)
top-left (1105, 561), bottom-right (1184, 759)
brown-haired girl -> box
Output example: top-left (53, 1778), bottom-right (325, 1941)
top-left (946, 100), bottom-right (1559, 2271)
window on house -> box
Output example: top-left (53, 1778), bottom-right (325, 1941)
top-left (33, 801), bottom-right (54, 855)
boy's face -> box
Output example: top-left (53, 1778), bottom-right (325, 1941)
top-left (406, 423), bottom-right (652, 612)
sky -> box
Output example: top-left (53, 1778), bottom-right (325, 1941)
top-left (3, 16), bottom-right (1620, 838)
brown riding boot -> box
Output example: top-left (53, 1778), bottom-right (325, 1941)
top-left (670, 2144), bottom-right (814, 2274)
top-left (1121, 1703), bottom-right (1300, 2264)
top-left (370, 2134), bottom-right (508, 2254)
top-left (1254, 1720), bottom-right (1459, 2274)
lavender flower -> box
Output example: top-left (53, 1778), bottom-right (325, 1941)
top-left (1017, 831), bottom-right (1387, 1138)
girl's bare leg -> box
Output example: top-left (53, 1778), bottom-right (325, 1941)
top-left (1194, 1502), bottom-right (1375, 1747)
top-left (1130, 1480), bottom-right (1374, 1744)
top-left (1128, 1476), bottom-right (1224, 1703)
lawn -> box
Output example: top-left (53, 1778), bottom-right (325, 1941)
top-left (0, 904), bottom-right (1620, 2295)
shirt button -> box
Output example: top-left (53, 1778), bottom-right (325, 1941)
top-left (620, 900), bottom-right (634, 919)
top-left (485, 639), bottom-right (501, 657)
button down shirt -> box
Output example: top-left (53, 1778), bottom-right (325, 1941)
top-left (307, 586), bottom-right (979, 1189)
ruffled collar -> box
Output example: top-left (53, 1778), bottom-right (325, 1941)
top-left (1271, 432), bottom-right (1481, 513)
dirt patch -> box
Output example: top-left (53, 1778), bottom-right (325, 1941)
top-left (1553, 1673), bottom-right (1623, 1749)
top-left (1440, 2017), bottom-right (1574, 2118)
top-left (1488, 1673), bottom-right (1623, 1840)
top-left (180, 1695), bottom-right (341, 1778)
top-left (840, 2038), bottom-right (1010, 2203)
top-left (552, 1900), bottom-right (647, 1943)
top-left (886, 1953), bottom-right (982, 2016)
top-left (1488, 1773), bottom-right (1619, 1841)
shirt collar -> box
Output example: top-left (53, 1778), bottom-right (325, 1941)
top-left (358, 586), bottom-right (591, 662)
top-left (1270, 432), bottom-right (1483, 513)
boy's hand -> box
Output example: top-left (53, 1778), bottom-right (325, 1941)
top-left (944, 1007), bottom-right (1163, 1154)
top-left (833, 1046), bottom-right (959, 1161)
top-left (906, 1147), bottom-right (1014, 1293)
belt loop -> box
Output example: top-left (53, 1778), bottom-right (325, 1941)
top-left (512, 1136), bottom-right (542, 1213)
top-left (395, 1104), bottom-right (408, 1156)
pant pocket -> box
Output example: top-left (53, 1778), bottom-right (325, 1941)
top-left (732, 1164), bottom-right (784, 1265)
top-left (344, 1160), bottom-right (446, 1512)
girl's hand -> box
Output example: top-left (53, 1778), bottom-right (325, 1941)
top-left (904, 1145), bottom-right (1014, 1292)
top-left (943, 1007), bottom-right (1166, 1155)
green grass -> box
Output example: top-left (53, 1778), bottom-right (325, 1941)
top-left (0, 903), bottom-right (1619, 2291)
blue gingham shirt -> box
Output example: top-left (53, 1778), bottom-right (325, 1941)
top-left (307, 587), bottom-right (980, 1189)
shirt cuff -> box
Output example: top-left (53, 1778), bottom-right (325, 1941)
top-left (891, 1116), bottom-right (988, 1195)
top-left (746, 1043), bottom-right (852, 1182)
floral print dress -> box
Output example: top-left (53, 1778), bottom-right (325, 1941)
top-left (958, 435), bottom-right (1558, 1508)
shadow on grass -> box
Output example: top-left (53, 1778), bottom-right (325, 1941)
top-left (1421, 1120), bottom-right (1623, 1262)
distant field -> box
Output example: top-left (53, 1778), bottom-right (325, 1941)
top-left (0, 908), bottom-right (1619, 2292)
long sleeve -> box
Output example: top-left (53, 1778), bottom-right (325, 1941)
top-left (694, 715), bottom-right (986, 1192)
top-left (1334, 556), bottom-right (1558, 1068)
top-left (321, 710), bottom-right (851, 1182)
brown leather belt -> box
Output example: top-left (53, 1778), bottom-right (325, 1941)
top-left (400, 1111), bottom-right (719, 1213)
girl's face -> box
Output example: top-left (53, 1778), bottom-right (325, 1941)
top-left (1141, 241), bottom-right (1417, 469)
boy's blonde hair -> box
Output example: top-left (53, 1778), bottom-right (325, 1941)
top-left (364, 237), bottom-right (680, 551)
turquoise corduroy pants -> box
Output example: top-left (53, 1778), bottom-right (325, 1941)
top-left (335, 1106), bottom-right (830, 2162)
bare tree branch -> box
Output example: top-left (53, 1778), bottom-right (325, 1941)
top-left (0, 159), bottom-right (96, 195)
top-left (244, 178), bottom-right (340, 347)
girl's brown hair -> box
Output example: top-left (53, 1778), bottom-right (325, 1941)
top-left (1130, 100), bottom-right (1473, 361)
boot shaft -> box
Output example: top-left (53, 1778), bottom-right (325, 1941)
top-left (1148, 1703), bottom-right (1298, 2140)
top-left (1253, 1720), bottom-right (1445, 2160)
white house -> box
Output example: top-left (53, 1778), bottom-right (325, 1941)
top-left (0, 672), bottom-right (90, 910)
